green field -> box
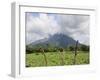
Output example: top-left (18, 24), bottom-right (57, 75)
top-left (26, 51), bottom-right (89, 67)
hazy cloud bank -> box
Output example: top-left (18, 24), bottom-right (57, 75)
top-left (26, 12), bottom-right (89, 45)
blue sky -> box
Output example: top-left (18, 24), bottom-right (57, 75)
top-left (26, 12), bottom-right (90, 45)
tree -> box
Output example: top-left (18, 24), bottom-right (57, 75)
top-left (26, 45), bottom-right (33, 54)
top-left (80, 45), bottom-right (89, 51)
top-left (69, 46), bottom-right (74, 51)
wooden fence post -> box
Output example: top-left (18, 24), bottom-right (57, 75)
top-left (40, 48), bottom-right (47, 66)
top-left (59, 48), bottom-right (65, 65)
top-left (42, 49), bottom-right (47, 66)
top-left (73, 40), bottom-right (78, 64)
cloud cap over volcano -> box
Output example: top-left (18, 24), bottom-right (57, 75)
top-left (26, 12), bottom-right (90, 45)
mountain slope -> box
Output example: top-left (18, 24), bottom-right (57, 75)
top-left (27, 33), bottom-right (77, 49)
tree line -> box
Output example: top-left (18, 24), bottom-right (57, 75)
top-left (26, 44), bottom-right (89, 54)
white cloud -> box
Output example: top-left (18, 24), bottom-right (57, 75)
top-left (56, 14), bottom-right (90, 45)
top-left (26, 13), bottom-right (89, 45)
top-left (26, 13), bottom-right (60, 44)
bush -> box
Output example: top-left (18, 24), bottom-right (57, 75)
top-left (68, 46), bottom-right (75, 51)
top-left (80, 45), bottom-right (89, 51)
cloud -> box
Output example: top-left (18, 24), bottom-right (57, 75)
top-left (56, 14), bottom-right (90, 45)
top-left (26, 13), bottom-right (89, 45)
top-left (26, 13), bottom-right (61, 44)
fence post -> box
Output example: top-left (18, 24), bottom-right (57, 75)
top-left (73, 40), bottom-right (78, 64)
top-left (59, 48), bottom-right (65, 65)
top-left (41, 48), bottom-right (47, 66)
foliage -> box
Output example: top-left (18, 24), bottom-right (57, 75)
top-left (80, 45), bottom-right (89, 51)
top-left (68, 46), bottom-right (75, 51)
top-left (26, 44), bottom-right (89, 54)
top-left (26, 51), bottom-right (89, 67)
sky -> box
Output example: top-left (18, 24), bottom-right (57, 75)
top-left (26, 12), bottom-right (90, 45)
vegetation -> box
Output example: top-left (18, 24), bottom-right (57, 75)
top-left (26, 51), bottom-right (89, 67)
top-left (26, 44), bottom-right (89, 53)
top-left (26, 42), bottom-right (89, 67)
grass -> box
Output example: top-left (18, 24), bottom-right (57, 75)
top-left (26, 51), bottom-right (89, 67)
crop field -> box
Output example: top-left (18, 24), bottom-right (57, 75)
top-left (26, 51), bottom-right (89, 67)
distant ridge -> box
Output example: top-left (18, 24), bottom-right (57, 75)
top-left (27, 33), bottom-right (78, 49)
